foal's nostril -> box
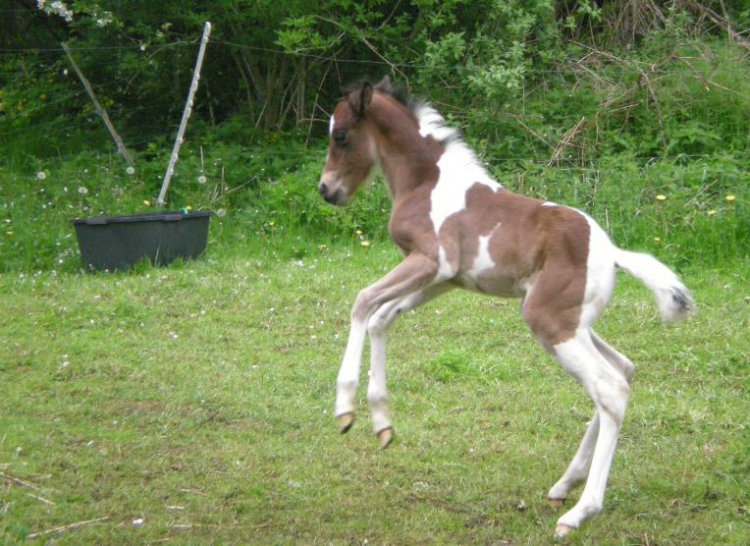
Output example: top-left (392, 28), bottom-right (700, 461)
top-left (319, 182), bottom-right (328, 196)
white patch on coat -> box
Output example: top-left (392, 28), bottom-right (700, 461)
top-left (416, 104), bottom-right (457, 143)
top-left (437, 245), bottom-right (454, 279)
top-left (542, 201), bottom-right (558, 207)
top-left (468, 228), bottom-right (499, 279)
top-left (579, 212), bottom-right (617, 328)
top-left (416, 105), bottom-right (502, 234)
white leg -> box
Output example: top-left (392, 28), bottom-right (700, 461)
top-left (548, 413), bottom-right (600, 504)
top-left (591, 330), bottom-right (635, 382)
top-left (366, 285), bottom-right (452, 447)
top-left (552, 331), bottom-right (630, 538)
top-left (549, 331), bottom-right (635, 505)
top-left (334, 253), bottom-right (439, 434)
top-left (334, 316), bottom-right (367, 429)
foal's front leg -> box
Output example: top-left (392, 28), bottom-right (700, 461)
top-left (335, 253), bottom-right (439, 437)
top-left (366, 284), bottom-right (452, 447)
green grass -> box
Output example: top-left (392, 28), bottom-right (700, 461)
top-left (1, 243), bottom-right (748, 545)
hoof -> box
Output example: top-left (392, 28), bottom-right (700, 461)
top-left (377, 427), bottom-right (394, 449)
top-left (554, 523), bottom-right (575, 540)
top-left (549, 498), bottom-right (565, 508)
top-left (336, 413), bottom-right (355, 434)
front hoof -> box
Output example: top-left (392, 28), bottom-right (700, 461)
top-left (377, 427), bottom-right (394, 449)
top-left (336, 413), bottom-right (355, 433)
top-left (554, 523), bottom-right (575, 540)
top-left (549, 498), bottom-right (565, 508)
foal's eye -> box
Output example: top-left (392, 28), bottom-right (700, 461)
top-left (333, 129), bottom-right (348, 146)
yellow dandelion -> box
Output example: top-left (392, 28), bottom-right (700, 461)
top-left (143, 199), bottom-right (151, 207)
top-left (654, 237), bottom-right (661, 243)
top-left (355, 229), bottom-right (363, 236)
top-left (360, 240), bottom-right (371, 247)
top-left (707, 209), bottom-right (717, 216)
top-left (725, 194), bottom-right (736, 203)
top-left (656, 194), bottom-right (667, 201)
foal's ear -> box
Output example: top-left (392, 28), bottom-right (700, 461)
top-left (374, 75), bottom-right (393, 94)
top-left (349, 82), bottom-right (373, 119)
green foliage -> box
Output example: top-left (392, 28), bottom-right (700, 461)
top-left (0, 1), bottom-right (747, 272)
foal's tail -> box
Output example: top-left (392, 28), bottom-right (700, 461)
top-left (614, 248), bottom-right (695, 323)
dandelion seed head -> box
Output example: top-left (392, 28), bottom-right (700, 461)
top-left (656, 194), bottom-right (666, 201)
top-left (36, 171), bottom-right (47, 181)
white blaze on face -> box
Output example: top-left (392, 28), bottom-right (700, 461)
top-left (329, 114), bottom-right (336, 135)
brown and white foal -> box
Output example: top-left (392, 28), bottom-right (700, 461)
top-left (318, 77), bottom-right (693, 538)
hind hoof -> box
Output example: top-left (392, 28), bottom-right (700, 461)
top-left (554, 523), bottom-right (575, 539)
top-left (336, 413), bottom-right (355, 433)
top-left (377, 427), bottom-right (393, 449)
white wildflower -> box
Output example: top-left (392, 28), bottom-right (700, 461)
top-left (38, 0), bottom-right (74, 22)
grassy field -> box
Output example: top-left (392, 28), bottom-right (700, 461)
top-left (1, 239), bottom-right (748, 545)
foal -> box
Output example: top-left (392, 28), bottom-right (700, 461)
top-left (318, 77), bottom-right (693, 538)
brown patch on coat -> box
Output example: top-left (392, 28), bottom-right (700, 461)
top-left (436, 187), bottom-right (591, 347)
top-left (520, 206), bottom-right (590, 350)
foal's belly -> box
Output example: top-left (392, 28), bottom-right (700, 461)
top-left (451, 269), bottom-right (527, 298)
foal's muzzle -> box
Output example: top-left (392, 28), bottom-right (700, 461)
top-left (318, 180), bottom-right (347, 206)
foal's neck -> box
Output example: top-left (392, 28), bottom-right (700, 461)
top-left (370, 96), bottom-right (444, 199)
top-left (371, 95), bottom-right (497, 200)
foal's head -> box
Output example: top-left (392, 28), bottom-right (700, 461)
top-left (319, 78), bottom-right (394, 205)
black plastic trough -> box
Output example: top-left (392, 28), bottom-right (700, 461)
top-left (71, 211), bottom-right (210, 271)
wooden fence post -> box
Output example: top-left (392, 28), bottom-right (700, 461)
top-left (62, 42), bottom-right (134, 166)
top-left (157, 21), bottom-right (212, 206)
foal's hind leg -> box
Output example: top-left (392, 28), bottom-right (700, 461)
top-left (548, 413), bottom-right (600, 507)
top-left (550, 331), bottom-right (631, 538)
top-left (548, 331), bottom-right (635, 506)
